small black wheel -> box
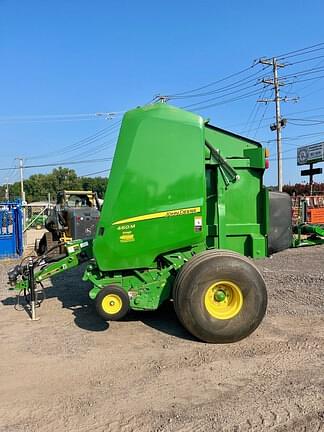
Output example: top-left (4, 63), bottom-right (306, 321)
top-left (95, 285), bottom-right (130, 321)
top-left (173, 249), bottom-right (267, 343)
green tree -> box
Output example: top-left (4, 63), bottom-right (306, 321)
top-left (81, 176), bottom-right (107, 198)
top-left (1, 167), bottom-right (108, 202)
top-left (49, 167), bottom-right (82, 193)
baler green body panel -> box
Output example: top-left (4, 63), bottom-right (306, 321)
top-left (94, 103), bottom-right (268, 272)
top-left (94, 104), bottom-right (207, 271)
top-left (204, 125), bottom-right (268, 258)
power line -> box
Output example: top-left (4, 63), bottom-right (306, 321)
top-left (27, 119), bottom-right (122, 161)
top-left (226, 105), bottom-right (324, 129)
top-left (287, 54), bottom-right (324, 66)
top-left (285, 74), bottom-right (324, 86)
top-left (0, 157), bottom-right (113, 172)
top-left (164, 64), bottom-right (257, 98)
top-left (0, 159), bottom-right (17, 184)
top-left (287, 119), bottom-right (324, 126)
top-left (165, 67), bottom-right (269, 100)
top-left (69, 134), bottom-right (119, 160)
top-left (280, 65), bottom-right (324, 80)
top-left (285, 105), bottom-right (324, 116)
top-left (288, 115), bottom-right (324, 121)
top-left (253, 92), bottom-right (272, 139)
top-left (181, 87), bottom-right (265, 111)
top-left (181, 81), bottom-right (265, 109)
top-left (276, 42), bottom-right (324, 60)
top-left (262, 130), bottom-right (324, 143)
top-left (245, 87), bottom-right (266, 136)
top-left (0, 111), bottom-right (125, 124)
top-left (24, 158), bottom-right (113, 169)
top-left (81, 168), bottom-right (111, 177)
top-left (53, 123), bottom-right (121, 162)
top-left (27, 126), bottom-right (112, 160)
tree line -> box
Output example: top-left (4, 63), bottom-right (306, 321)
top-left (0, 167), bottom-right (107, 203)
top-left (1, 167), bottom-right (323, 203)
top-left (282, 182), bottom-right (324, 196)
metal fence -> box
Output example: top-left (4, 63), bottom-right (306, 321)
top-left (292, 195), bottom-right (324, 225)
top-left (24, 202), bottom-right (52, 232)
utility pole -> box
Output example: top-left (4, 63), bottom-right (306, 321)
top-left (258, 57), bottom-right (298, 192)
top-left (5, 178), bottom-right (9, 201)
top-left (16, 157), bottom-right (26, 203)
top-left (273, 59), bottom-right (283, 193)
top-left (16, 157), bottom-right (26, 237)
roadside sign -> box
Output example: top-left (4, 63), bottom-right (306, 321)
top-left (301, 168), bottom-right (323, 176)
top-left (297, 142), bottom-right (324, 166)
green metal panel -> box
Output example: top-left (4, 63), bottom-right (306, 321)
top-left (204, 124), bottom-right (268, 257)
top-left (94, 103), bottom-right (207, 271)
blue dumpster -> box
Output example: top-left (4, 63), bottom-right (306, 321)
top-left (0, 201), bottom-right (23, 258)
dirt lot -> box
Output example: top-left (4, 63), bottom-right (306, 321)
top-left (0, 245), bottom-right (323, 432)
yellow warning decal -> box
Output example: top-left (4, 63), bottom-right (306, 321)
top-left (120, 232), bottom-right (135, 243)
top-left (113, 207), bottom-right (201, 225)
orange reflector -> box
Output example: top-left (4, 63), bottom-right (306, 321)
top-left (265, 148), bottom-right (270, 158)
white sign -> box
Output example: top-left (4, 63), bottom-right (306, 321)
top-left (297, 143), bottom-right (324, 165)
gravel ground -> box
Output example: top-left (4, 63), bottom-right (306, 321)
top-left (0, 246), bottom-right (323, 432)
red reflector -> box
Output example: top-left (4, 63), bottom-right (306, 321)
top-left (265, 159), bottom-right (270, 169)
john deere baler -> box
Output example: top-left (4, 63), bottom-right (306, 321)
top-left (9, 103), bottom-right (274, 343)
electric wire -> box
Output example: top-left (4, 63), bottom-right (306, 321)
top-left (69, 133), bottom-right (119, 160)
top-left (245, 91), bottom-right (264, 136)
top-left (27, 119), bottom-right (122, 161)
top-left (286, 54), bottom-right (324, 66)
top-left (262, 130), bottom-right (324, 143)
top-left (252, 91), bottom-right (272, 139)
top-left (165, 67), bottom-right (269, 100)
top-left (24, 158), bottom-right (113, 169)
top-left (0, 159), bottom-right (17, 185)
top-left (181, 87), bottom-right (266, 111)
top-left (0, 158), bottom-right (113, 172)
top-left (164, 64), bottom-right (257, 98)
top-left (279, 65), bottom-right (324, 80)
top-left (81, 168), bottom-right (111, 177)
top-left (54, 123), bottom-right (121, 162)
top-left (0, 111), bottom-right (126, 124)
top-left (225, 105), bottom-right (324, 129)
top-left (277, 43), bottom-right (324, 60)
top-left (285, 74), bottom-right (324, 86)
top-left (180, 81), bottom-right (265, 110)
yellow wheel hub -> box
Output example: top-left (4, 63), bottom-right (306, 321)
top-left (101, 294), bottom-right (123, 315)
top-left (204, 280), bottom-right (243, 320)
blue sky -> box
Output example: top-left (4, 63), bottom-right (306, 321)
top-left (1, 0), bottom-right (324, 187)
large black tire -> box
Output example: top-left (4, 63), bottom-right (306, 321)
top-left (95, 286), bottom-right (130, 321)
top-left (173, 249), bottom-right (267, 343)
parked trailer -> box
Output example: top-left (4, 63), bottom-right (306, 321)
top-left (8, 103), bottom-right (310, 343)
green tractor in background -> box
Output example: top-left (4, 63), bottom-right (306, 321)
top-left (35, 190), bottom-right (101, 255)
